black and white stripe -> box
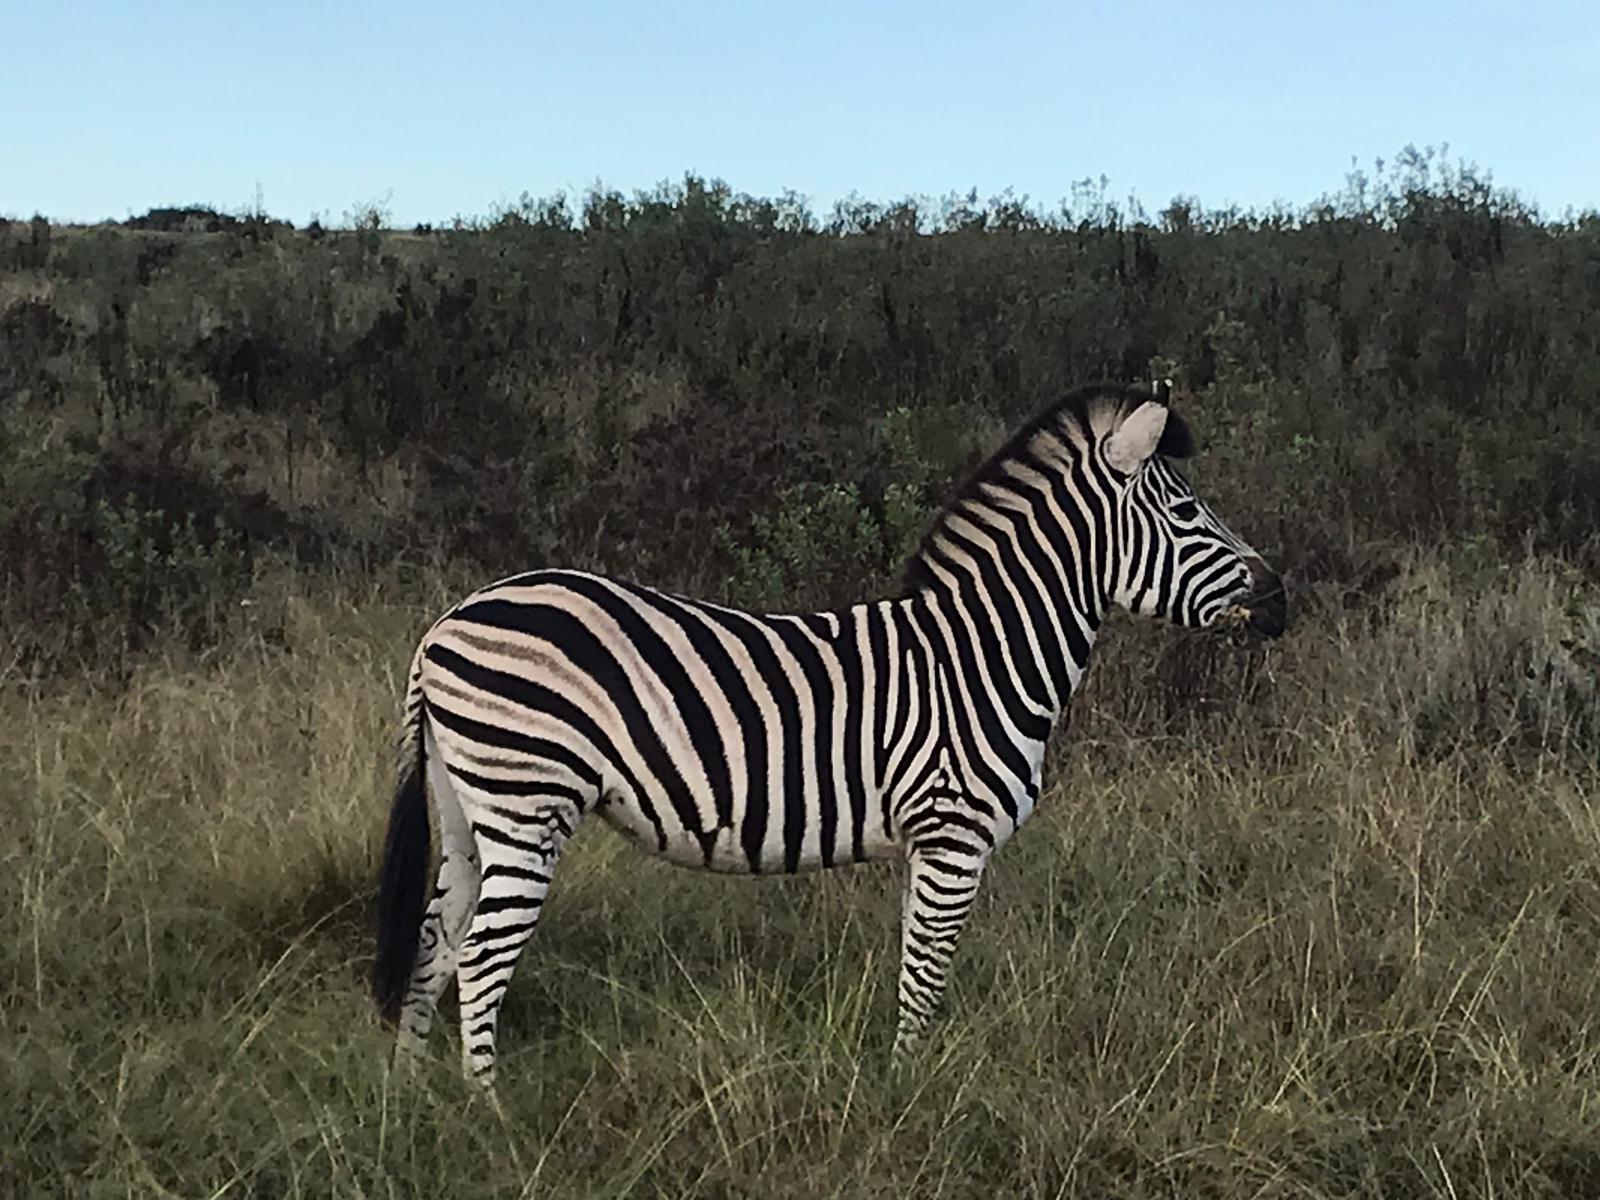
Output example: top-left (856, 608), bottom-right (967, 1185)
top-left (372, 383), bottom-right (1286, 1083)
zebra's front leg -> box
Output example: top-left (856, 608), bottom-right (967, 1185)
top-left (892, 843), bottom-right (989, 1061)
top-left (455, 799), bottom-right (581, 1087)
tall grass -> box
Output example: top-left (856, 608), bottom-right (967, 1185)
top-left (4, 553), bottom-right (1598, 1197)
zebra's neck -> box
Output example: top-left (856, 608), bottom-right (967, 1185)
top-left (900, 441), bottom-right (1111, 710)
top-left (901, 547), bottom-right (1102, 732)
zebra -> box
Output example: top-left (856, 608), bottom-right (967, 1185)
top-left (372, 381), bottom-right (1286, 1085)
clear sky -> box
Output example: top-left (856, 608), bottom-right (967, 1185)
top-left (9, 0), bottom-right (1598, 226)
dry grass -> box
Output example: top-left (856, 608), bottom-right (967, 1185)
top-left (4, 554), bottom-right (1599, 1198)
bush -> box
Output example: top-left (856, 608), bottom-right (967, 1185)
top-left (3, 159), bottom-right (1598, 677)
top-left (0, 422), bottom-right (256, 674)
top-left (717, 481), bottom-right (925, 610)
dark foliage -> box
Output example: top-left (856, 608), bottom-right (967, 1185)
top-left (3, 155), bottom-right (1598, 675)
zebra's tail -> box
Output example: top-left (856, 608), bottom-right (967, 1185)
top-left (373, 651), bottom-right (431, 1026)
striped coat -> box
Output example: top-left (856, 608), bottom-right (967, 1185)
top-left (373, 383), bottom-right (1286, 1084)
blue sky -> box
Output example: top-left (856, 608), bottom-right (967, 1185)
top-left (9, 0), bottom-right (1598, 226)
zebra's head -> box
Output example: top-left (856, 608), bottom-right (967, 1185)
top-left (1099, 393), bottom-right (1286, 638)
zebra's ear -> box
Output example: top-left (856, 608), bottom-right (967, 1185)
top-left (1103, 401), bottom-right (1169, 473)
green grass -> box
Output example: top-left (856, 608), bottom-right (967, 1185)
top-left (5, 556), bottom-right (1600, 1198)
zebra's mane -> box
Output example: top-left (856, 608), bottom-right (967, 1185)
top-left (899, 383), bottom-right (1194, 595)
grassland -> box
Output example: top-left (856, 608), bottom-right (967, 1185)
top-left (4, 165), bottom-right (1600, 1196)
top-left (5, 550), bottom-right (1599, 1199)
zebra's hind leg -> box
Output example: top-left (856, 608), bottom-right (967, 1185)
top-left (455, 788), bottom-right (585, 1087)
top-left (891, 843), bottom-right (990, 1062)
top-left (396, 720), bottom-right (481, 1067)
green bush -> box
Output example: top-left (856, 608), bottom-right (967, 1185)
top-left (93, 497), bottom-right (248, 647)
top-left (717, 480), bottom-right (925, 610)
top-left (3, 157), bottom-right (1598, 677)
top-left (0, 417), bottom-right (254, 674)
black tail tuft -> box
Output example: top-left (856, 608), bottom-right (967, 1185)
top-left (372, 736), bottom-right (430, 1026)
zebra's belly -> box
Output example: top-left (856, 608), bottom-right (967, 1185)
top-left (595, 791), bottom-right (902, 875)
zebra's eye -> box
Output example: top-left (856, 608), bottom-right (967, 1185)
top-left (1171, 500), bottom-right (1201, 523)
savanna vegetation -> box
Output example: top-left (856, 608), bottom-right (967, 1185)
top-left (4, 148), bottom-right (1600, 1197)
